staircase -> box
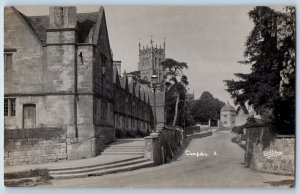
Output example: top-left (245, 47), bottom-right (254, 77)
top-left (102, 138), bottom-right (145, 155)
top-left (49, 138), bottom-right (154, 179)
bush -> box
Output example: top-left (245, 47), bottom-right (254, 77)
top-left (115, 129), bottom-right (126, 138)
top-left (125, 130), bottom-right (136, 138)
top-left (136, 130), bottom-right (149, 137)
top-left (232, 126), bottom-right (244, 134)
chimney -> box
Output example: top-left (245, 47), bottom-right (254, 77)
top-left (49, 6), bottom-right (77, 28)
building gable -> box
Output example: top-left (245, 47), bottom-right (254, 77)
top-left (4, 7), bottom-right (45, 94)
top-left (5, 7), bottom-right (43, 47)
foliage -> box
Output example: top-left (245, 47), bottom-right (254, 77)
top-left (129, 71), bottom-right (151, 85)
top-left (224, 6), bottom-right (295, 131)
top-left (232, 125), bottom-right (244, 134)
top-left (190, 91), bottom-right (225, 125)
top-left (162, 58), bottom-right (193, 127)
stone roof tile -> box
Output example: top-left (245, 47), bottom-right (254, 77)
top-left (16, 8), bottom-right (99, 44)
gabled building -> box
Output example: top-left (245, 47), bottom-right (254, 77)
top-left (4, 6), bottom-right (155, 166)
top-left (113, 70), bottom-right (153, 137)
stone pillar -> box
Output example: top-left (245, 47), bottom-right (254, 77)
top-left (149, 90), bottom-right (165, 132)
top-left (208, 119), bottom-right (211, 127)
top-left (144, 132), bottom-right (163, 165)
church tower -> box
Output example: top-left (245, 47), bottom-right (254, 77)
top-left (138, 38), bottom-right (166, 83)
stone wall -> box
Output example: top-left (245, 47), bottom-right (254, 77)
top-left (245, 126), bottom-right (295, 175)
top-left (185, 126), bottom-right (201, 135)
top-left (4, 128), bottom-right (67, 166)
top-left (4, 95), bottom-right (75, 130)
top-left (160, 127), bottom-right (184, 162)
top-left (145, 126), bottom-right (184, 165)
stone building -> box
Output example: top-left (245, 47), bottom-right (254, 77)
top-left (4, 6), bottom-right (154, 166)
top-left (138, 40), bottom-right (166, 83)
top-left (113, 66), bottom-right (153, 137)
top-left (220, 102), bottom-right (236, 128)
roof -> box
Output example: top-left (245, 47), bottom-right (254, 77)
top-left (15, 8), bottom-right (100, 45)
top-left (236, 105), bottom-right (249, 115)
top-left (221, 102), bottom-right (235, 112)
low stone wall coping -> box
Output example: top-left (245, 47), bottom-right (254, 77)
top-left (163, 126), bottom-right (183, 132)
top-left (5, 128), bottom-right (65, 139)
top-left (276, 134), bottom-right (295, 138)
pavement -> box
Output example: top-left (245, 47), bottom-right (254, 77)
top-left (40, 128), bottom-right (294, 188)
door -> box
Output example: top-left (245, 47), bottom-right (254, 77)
top-left (23, 104), bottom-right (36, 128)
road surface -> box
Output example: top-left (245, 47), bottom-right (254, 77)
top-left (42, 129), bottom-right (294, 188)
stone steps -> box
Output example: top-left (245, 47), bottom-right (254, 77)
top-left (48, 156), bottom-right (143, 172)
top-left (49, 138), bottom-right (152, 180)
top-left (102, 138), bottom-right (145, 156)
top-left (49, 157), bottom-right (150, 178)
top-left (51, 160), bottom-right (154, 180)
top-left (101, 152), bottom-right (145, 155)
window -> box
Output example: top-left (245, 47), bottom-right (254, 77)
top-left (4, 53), bottom-right (13, 72)
top-left (4, 98), bottom-right (16, 117)
top-left (101, 101), bottom-right (107, 119)
top-left (10, 99), bottom-right (16, 116)
top-left (224, 121), bottom-right (227, 124)
top-left (117, 115), bottom-right (120, 127)
top-left (96, 99), bottom-right (101, 116)
top-left (101, 54), bottom-right (107, 74)
top-left (224, 115), bottom-right (227, 118)
top-left (4, 99), bottom-right (8, 116)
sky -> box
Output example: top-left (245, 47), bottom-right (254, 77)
top-left (15, 5), bottom-right (283, 105)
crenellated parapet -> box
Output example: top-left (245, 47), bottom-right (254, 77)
top-left (139, 46), bottom-right (165, 55)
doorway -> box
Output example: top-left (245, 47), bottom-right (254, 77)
top-left (23, 104), bottom-right (36, 128)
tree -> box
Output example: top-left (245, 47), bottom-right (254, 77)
top-left (161, 58), bottom-right (189, 127)
top-left (224, 6), bottom-right (295, 131)
top-left (279, 7), bottom-right (295, 98)
top-left (129, 70), bottom-right (151, 85)
top-left (190, 91), bottom-right (225, 125)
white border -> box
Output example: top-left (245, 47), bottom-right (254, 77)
top-left (0, 0), bottom-right (298, 194)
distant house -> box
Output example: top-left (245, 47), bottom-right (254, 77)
top-left (234, 106), bottom-right (250, 127)
top-left (234, 105), bottom-right (262, 127)
top-left (220, 102), bottom-right (236, 128)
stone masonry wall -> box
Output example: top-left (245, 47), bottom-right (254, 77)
top-left (245, 126), bottom-right (295, 175)
top-left (160, 127), bottom-right (184, 162)
top-left (4, 128), bottom-right (67, 166)
top-left (145, 126), bottom-right (184, 165)
top-left (4, 7), bottom-right (45, 94)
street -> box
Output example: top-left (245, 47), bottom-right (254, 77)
top-left (42, 129), bottom-right (294, 188)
